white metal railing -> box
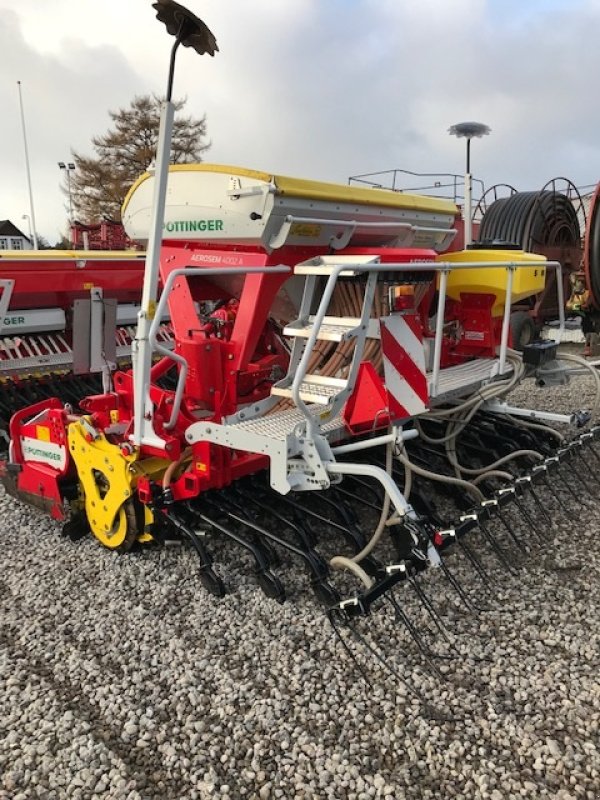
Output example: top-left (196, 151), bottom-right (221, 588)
top-left (144, 256), bottom-right (562, 441)
top-left (431, 259), bottom-right (563, 395)
top-left (290, 257), bottom-right (562, 402)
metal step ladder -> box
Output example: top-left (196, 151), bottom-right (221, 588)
top-left (270, 255), bottom-right (379, 414)
top-left (186, 255), bottom-right (382, 493)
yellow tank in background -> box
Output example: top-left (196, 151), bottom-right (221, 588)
top-left (438, 249), bottom-right (547, 317)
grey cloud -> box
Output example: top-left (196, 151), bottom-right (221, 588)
top-left (3, 0), bottom-right (600, 242)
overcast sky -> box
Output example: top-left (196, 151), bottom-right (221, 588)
top-left (2, 0), bottom-right (600, 244)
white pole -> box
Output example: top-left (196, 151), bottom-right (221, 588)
top-left (464, 172), bottom-right (473, 246)
top-left (131, 99), bottom-right (175, 447)
top-left (21, 214), bottom-right (32, 247)
top-left (17, 81), bottom-right (39, 250)
top-left (464, 138), bottom-right (472, 247)
top-left (67, 169), bottom-right (74, 222)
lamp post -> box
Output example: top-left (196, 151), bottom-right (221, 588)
top-left (21, 213), bottom-right (32, 248)
top-left (448, 121), bottom-right (491, 247)
top-left (132, 0), bottom-right (218, 448)
top-left (58, 161), bottom-right (76, 222)
top-left (17, 81), bottom-right (39, 250)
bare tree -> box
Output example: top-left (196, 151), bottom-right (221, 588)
top-left (68, 95), bottom-right (210, 222)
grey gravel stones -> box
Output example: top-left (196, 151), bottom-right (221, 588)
top-left (1, 367), bottom-right (600, 799)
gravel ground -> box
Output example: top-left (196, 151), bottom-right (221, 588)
top-left (1, 359), bottom-right (600, 800)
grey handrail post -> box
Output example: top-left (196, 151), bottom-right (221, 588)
top-left (498, 265), bottom-right (515, 373)
top-left (430, 268), bottom-right (449, 397)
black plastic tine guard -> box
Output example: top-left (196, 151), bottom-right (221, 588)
top-left (156, 507), bottom-right (226, 598)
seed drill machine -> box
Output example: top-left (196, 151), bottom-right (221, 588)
top-left (2, 1), bottom-right (599, 675)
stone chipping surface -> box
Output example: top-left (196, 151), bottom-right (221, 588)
top-left (1, 366), bottom-right (600, 800)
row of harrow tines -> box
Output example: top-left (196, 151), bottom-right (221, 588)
top-left (325, 416), bottom-right (600, 693)
top-left (152, 406), bottom-right (599, 683)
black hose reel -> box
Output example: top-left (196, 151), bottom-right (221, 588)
top-left (476, 179), bottom-right (584, 342)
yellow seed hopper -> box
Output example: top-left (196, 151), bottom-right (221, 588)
top-left (438, 248), bottom-right (547, 317)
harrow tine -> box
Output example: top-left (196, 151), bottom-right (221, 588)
top-left (558, 446), bottom-right (593, 496)
top-left (582, 438), bottom-right (600, 470)
top-left (570, 441), bottom-right (600, 496)
top-left (496, 507), bottom-right (530, 554)
top-left (482, 500), bottom-right (529, 555)
top-left (157, 508), bottom-right (226, 598)
top-left (437, 528), bottom-right (496, 594)
top-left (385, 592), bottom-right (448, 675)
top-left (334, 612), bottom-right (439, 712)
top-left (445, 523), bottom-right (521, 615)
top-left (328, 609), bottom-right (373, 687)
top-left (452, 534), bottom-right (497, 595)
top-left (464, 514), bottom-right (519, 576)
top-left (407, 576), bottom-right (458, 653)
top-left (508, 487), bottom-right (544, 544)
top-left (582, 433), bottom-right (600, 467)
top-left (523, 471), bottom-right (563, 525)
top-left (195, 505), bottom-right (286, 603)
top-left (549, 457), bottom-right (584, 507)
top-left (436, 554), bottom-right (487, 614)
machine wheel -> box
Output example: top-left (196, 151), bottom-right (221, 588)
top-left (510, 311), bottom-right (536, 351)
top-left (90, 495), bottom-right (142, 553)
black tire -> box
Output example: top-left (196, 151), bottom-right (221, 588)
top-left (510, 311), bottom-right (536, 351)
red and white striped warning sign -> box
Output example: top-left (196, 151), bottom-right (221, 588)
top-left (380, 313), bottom-right (429, 421)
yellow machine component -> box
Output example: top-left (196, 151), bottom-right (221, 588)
top-left (67, 419), bottom-right (168, 552)
top-left (122, 162), bottom-right (458, 217)
top-left (439, 249), bottom-right (547, 317)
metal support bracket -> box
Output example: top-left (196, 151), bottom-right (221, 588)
top-left (484, 397), bottom-right (585, 427)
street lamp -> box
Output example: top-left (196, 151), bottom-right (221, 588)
top-left (58, 161), bottom-right (76, 222)
top-left (132, 0), bottom-right (218, 448)
top-left (448, 121), bottom-right (491, 247)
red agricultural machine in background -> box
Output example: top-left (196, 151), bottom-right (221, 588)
top-left (69, 219), bottom-right (139, 251)
top-left (0, 249), bottom-right (173, 442)
top-left (3, 161), bottom-right (600, 668)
